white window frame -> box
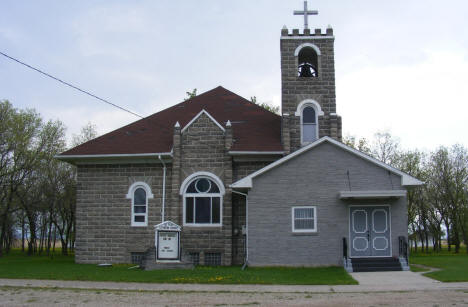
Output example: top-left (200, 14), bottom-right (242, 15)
top-left (180, 172), bottom-right (224, 227)
top-left (292, 206), bottom-right (317, 233)
top-left (126, 182), bottom-right (154, 227)
top-left (295, 99), bottom-right (323, 145)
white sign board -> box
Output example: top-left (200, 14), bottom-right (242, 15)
top-left (157, 231), bottom-right (179, 260)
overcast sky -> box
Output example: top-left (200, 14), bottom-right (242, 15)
top-left (1, 1), bottom-right (467, 151)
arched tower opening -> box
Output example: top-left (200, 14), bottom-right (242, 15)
top-left (298, 47), bottom-right (319, 78)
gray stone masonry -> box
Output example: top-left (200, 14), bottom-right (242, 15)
top-left (280, 27), bottom-right (342, 151)
top-left (75, 163), bottom-right (171, 264)
top-left (74, 117), bottom-right (275, 265)
top-left (179, 113), bottom-right (231, 265)
top-left (247, 142), bottom-right (407, 266)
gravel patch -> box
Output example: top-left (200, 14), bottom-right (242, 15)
top-left (0, 286), bottom-right (467, 306)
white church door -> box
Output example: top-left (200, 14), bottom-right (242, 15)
top-left (349, 206), bottom-right (391, 257)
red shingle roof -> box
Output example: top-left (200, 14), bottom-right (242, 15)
top-left (60, 86), bottom-right (283, 156)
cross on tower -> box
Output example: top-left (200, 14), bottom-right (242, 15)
top-left (294, 1), bottom-right (318, 29)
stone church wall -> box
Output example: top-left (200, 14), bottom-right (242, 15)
top-left (75, 163), bottom-right (169, 264)
top-left (177, 113), bottom-right (233, 265)
top-left (280, 29), bottom-right (342, 151)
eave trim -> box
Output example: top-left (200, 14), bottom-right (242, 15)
top-left (231, 136), bottom-right (423, 189)
top-left (339, 190), bottom-right (407, 200)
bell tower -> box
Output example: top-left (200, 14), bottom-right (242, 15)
top-left (281, 1), bottom-right (342, 153)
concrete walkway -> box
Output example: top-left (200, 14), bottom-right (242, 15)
top-left (0, 271), bottom-right (467, 293)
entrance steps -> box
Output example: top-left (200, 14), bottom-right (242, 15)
top-left (350, 257), bottom-right (403, 272)
top-left (140, 247), bottom-right (194, 270)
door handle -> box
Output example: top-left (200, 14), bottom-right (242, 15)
top-left (367, 231), bottom-right (370, 241)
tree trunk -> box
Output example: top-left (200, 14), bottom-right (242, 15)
top-left (445, 220), bottom-right (451, 252)
top-left (21, 214), bottom-right (25, 252)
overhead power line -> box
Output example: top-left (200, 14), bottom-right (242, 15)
top-left (0, 51), bottom-right (144, 119)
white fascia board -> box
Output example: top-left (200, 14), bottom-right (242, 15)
top-left (339, 190), bottom-right (407, 199)
top-left (231, 136), bottom-right (423, 189)
top-left (55, 152), bottom-right (172, 161)
top-left (228, 151), bottom-right (285, 155)
top-left (230, 177), bottom-right (253, 189)
top-left (181, 109), bottom-right (225, 133)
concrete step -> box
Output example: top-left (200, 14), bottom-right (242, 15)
top-left (351, 257), bottom-right (403, 272)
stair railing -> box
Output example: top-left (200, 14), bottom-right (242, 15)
top-left (398, 236), bottom-right (408, 263)
top-left (342, 237), bottom-right (348, 266)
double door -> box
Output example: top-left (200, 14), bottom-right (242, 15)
top-left (349, 206), bottom-right (391, 257)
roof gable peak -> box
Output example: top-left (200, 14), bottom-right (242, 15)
top-left (181, 109), bottom-right (225, 133)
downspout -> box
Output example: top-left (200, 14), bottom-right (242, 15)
top-left (158, 155), bottom-right (167, 222)
top-left (232, 190), bottom-right (248, 270)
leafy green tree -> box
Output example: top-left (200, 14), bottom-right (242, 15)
top-left (342, 134), bottom-right (371, 155)
top-left (250, 96), bottom-right (280, 114)
top-left (71, 122), bottom-right (97, 147)
top-left (184, 88), bottom-right (197, 101)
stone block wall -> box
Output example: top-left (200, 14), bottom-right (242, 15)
top-left (280, 27), bottom-right (342, 151)
top-left (75, 163), bottom-right (170, 264)
top-left (177, 113), bottom-right (232, 265)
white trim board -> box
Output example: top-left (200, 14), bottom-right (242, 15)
top-left (339, 190), bottom-right (407, 200)
top-left (231, 136), bottom-right (423, 189)
top-left (228, 151), bottom-right (285, 156)
top-left (181, 109), bottom-right (225, 133)
top-left (55, 152), bottom-right (172, 160)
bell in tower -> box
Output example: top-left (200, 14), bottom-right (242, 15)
top-left (280, 1), bottom-right (342, 152)
top-left (298, 47), bottom-right (318, 77)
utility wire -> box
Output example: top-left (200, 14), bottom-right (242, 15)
top-left (0, 51), bottom-right (144, 119)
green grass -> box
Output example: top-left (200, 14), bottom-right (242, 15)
top-left (0, 250), bottom-right (357, 285)
top-left (410, 247), bottom-right (468, 282)
top-left (409, 265), bottom-right (431, 272)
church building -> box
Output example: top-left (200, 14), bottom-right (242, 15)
top-left (57, 2), bottom-right (422, 272)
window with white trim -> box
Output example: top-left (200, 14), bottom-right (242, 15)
top-left (127, 182), bottom-right (153, 227)
top-left (292, 206), bottom-right (317, 232)
top-left (184, 177), bottom-right (222, 226)
top-left (302, 106), bottom-right (317, 143)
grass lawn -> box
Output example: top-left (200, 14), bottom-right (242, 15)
top-left (410, 247), bottom-right (468, 282)
top-left (0, 250), bottom-right (357, 285)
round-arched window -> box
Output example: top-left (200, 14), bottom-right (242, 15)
top-left (184, 177), bottom-right (222, 226)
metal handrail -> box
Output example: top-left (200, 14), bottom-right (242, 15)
top-left (398, 236), bottom-right (408, 262)
top-left (343, 237), bottom-right (348, 261)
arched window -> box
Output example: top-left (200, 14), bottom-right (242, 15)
top-left (181, 173), bottom-right (224, 226)
top-left (295, 99), bottom-right (323, 144)
top-left (302, 106), bottom-right (318, 143)
top-left (126, 182), bottom-right (153, 227)
top-left (298, 47), bottom-right (319, 78)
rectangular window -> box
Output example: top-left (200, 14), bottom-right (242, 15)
top-left (189, 252), bottom-right (200, 266)
top-left (292, 206), bottom-right (317, 232)
top-left (204, 252), bottom-right (221, 266)
top-left (186, 197), bottom-right (194, 223)
top-left (131, 252), bottom-right (144, 264)
top-left (184, 196), bottom-right (222, 226)
top-left (195, 197), bottom-right (211, 223)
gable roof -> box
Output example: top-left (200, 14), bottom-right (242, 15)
top-left (58, 86), bottom-right (282, 157)
top-left (231, 136), bottom-right (424, 189)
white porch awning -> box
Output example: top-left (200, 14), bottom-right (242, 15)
top-left (339, 190), bottom-right (407, 200)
